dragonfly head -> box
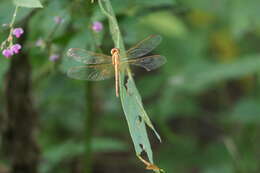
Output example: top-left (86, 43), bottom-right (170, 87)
top-left (111, 48), bottom-right (120, 55)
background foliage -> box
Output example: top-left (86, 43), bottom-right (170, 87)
top-left (1, 0), bottom-right (260, 173)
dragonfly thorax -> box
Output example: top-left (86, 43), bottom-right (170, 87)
top-left (111, 48), bottom-right (120, 56)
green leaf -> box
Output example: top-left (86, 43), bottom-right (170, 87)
top-left (138, 0), bottom-right (175, 6)
top-left (0, 1), bottom-right (13, 24)
top-left (171, 54), bottom-right (260, 93)
top-left (0, 1), bottom-right (32, 24)
top-left (139, 11), bottom-right (187, 38)
top-left (229, 0), bottom-right (260, 38)
top-left (121, 76), bottom-right (161, 162)
top-left (229, 98), bottom-right (260, 124)
top-left (92, 137), bottom-right (128, 152)
top-left (13, 0), bottom-right (43, 8)
top-left (41, 138), bottom-right (126, 173)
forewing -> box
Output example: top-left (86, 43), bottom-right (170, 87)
top-left (67, 48), bottom-right (112, 64)
top-left (126, 35), bottom-right (162, 59)
top-left (125, 55), bottom-right (166, 71)
top-left (67, 64), bottom-right (114, 81)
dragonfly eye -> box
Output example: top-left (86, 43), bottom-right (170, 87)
top-left (111, 48), bottom-right (120, 55)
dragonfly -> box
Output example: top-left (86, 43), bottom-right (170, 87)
top-left (67, 35), bottom-right (166, 97)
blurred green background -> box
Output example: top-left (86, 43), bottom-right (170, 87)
top-left (1, 0), bottom-right (260, 173)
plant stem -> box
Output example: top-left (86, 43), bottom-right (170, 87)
top-left (84, 82), bottom-right (95, 173)
top-left (84, 2), bottom-right (95, 173)
top-left (8, 6), bottom-right (19, 45)
top-left (1, 6), bottom-right (19, 49)
top-left (10, 6), bottom-right (19, 28)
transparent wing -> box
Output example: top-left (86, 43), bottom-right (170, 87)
top-left (123, 55), bottom-right (166, 71)
top-left (126, 35), bottom-right (162, 59)
top-left (67, 48), bottom-right (112, 64)
top-left (67, 64), bottom-right (114, 81)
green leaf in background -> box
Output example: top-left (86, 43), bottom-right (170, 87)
top-left (229, 0), bottom-right (260, 38)
top-left (0, 1), bottom-right (32, 24)
top-left (136, 0), bottom-right (175, 6)
top-left (110, 0), bottom-right (175, 14)
top-left (0, 1), bottom-right (13, 24)
top-left (171, 54), bottom-right (260, 93)
top-left (139, 11), bottom-right (187, 38)
top-left (92, 137), bottom-right (128, 152)
top-left (13, 0), bottom-right (43, 8)
top-left (41, 138), bottom-right (127, 173)
top-left (229, 98), bottom-right (260, 124)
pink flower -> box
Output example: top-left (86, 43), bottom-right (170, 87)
top-left (12, 28), bottom-right (24, 38)
top-left (92, 21), bottom-right (103, 32)
top-left (54, 16), bottom-right (63, 24)
top-left (2, 49), bottom-right (13, 58)
top-left (35, 38), bottom-right (44, 47)
top-left (2, 24), bottom-right (9, 27)
top-left (49, 54), bottom-right (60, 61)
top-left (10, 44), bottom-right (22, 54)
